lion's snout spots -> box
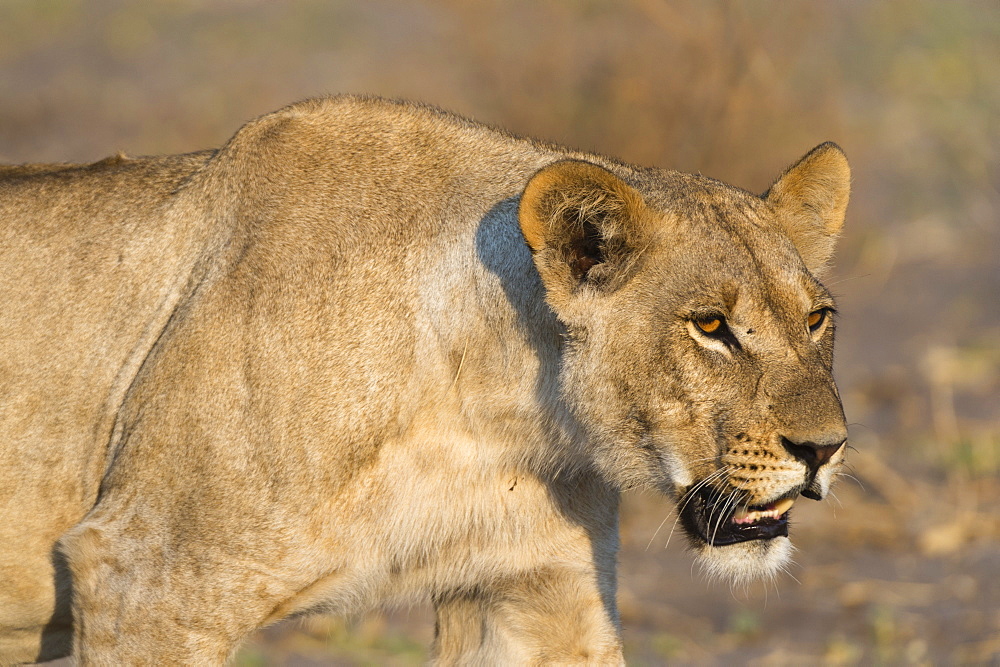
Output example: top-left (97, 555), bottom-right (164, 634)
top-left (720, 439), bottom-right (806, 500)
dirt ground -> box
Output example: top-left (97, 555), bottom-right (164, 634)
top-left (3, 1), bottom-right (997, 664)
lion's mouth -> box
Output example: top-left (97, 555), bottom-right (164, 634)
top-left (679, 486), bottom-right (795, 546)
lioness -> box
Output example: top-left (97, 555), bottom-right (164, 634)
top-left (0, 96), bottom-right (849, 664)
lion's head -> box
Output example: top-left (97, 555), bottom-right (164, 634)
top-left (519, 144), bottom-right (850, 582)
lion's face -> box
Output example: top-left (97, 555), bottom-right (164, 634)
top-left (519, 146), bottom-right (850, 581)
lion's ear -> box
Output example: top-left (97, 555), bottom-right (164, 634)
top-left (764, 142), bottom-right (850, 276)
top-left (519, 160), bottom-right (651, 302)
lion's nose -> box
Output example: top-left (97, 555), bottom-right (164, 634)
top-left (780, 436), bottom-right (846, 473)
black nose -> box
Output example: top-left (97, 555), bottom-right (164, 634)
top-left (781, 436), bottom-right (845, 472)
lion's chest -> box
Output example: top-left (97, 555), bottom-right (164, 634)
top-left (303, 428), bottom-right (604, 613)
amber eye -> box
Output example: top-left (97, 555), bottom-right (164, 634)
top-left (807, 308), bottom-right (828, 332)
top-left (695, 316), bottom-right (724, 335)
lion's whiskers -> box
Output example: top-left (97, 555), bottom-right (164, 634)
top-left (709, 487), bottom-right (743, 548)
top-left (647, 466), bottom-right (725, 552)
top-left (653, 466), bottom-right (730, 552)
top-left (657, 466), bottom-right (733, 552)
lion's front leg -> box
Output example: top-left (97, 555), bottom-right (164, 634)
top-left (59, 516), bottom-right (294, 665)
top-left (432, 566), bottom-right (624, 666)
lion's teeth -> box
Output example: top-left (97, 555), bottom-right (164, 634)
top-left (731, 498), bottom-right (795, 525)
top-left (774, 497), bottom-right (795, 515)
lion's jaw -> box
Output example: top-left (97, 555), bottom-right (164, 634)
top-left (696, 535), bottom-right (795, 586)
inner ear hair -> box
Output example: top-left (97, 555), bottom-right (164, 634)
top-left (551, 186), bottom-right (631, 279)
top-left (519, 160), bottom-right (649, 283)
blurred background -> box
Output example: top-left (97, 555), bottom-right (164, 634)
top-left (2, 1), bottom-right (997, 664)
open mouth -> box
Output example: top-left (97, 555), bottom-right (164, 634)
top-left (679, 485), bottom-right (796, 546)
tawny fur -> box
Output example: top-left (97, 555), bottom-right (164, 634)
top-left (0, 96), bottom-right (849, 664)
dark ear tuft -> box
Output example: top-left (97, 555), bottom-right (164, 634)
top-left (566, 218), bottom-right (604, 280)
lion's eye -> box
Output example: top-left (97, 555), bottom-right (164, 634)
top-left (807, 308), bottom-right (828, 332)
top-left (689, 314), bottom-right (740, 351)
top-left (695, 316), bottom-right (725, 335)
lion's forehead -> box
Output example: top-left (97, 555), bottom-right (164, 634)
top-left (641, 190), bottom-right (797, 269)
top-left (650, 188), bottom-right (828, 310)
top-left (644, 232), bottom-right (822, 323)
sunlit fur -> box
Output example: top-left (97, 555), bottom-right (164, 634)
top-left (0, 96), bottom-right (848, 663)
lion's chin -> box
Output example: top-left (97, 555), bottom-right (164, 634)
top-left (694, 536), bottom-right (794, 586)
